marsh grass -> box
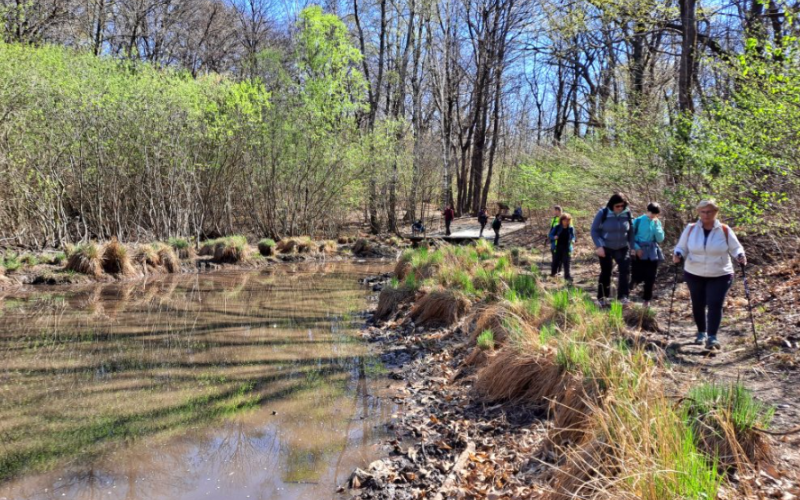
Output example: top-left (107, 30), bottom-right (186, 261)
top-left (477, 330), bottom-right (494, 350)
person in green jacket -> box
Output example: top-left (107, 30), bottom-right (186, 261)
top-left (631, 202), bottom-right (665, 308)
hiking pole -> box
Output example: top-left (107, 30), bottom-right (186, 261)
top-left (740, 263), bottom-right (760, 352)
top-left (666, 257), bottom-right (682, 340)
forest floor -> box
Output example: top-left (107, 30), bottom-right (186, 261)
top-left (346, 221), bottom-right (800, 499)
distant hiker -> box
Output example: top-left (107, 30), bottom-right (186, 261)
top-left (492, 214), bottom-right (502, 246)
top-left (478, 208), bottom-right (489, 237)
top-left (590, 193), bottom-right (635, 306)
top-left (412, 219), bottom-right (425, 236)
top-left (548, 205), bottom-right (564, 273)
top-left (549, 213), bottom-right (575, 281)
top-left (444, 205), bottom-right (455, 236)
top-left (631, 203), bottom-right (665, 308)
top-left (548, 205), bottom-right (565, 272)
top-left (673, 199), bottom-right (746, 350)
top-left (511, 206), bottom-right (524, 222)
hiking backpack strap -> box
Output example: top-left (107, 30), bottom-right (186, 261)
top-left (687, 223), bottom-right (730, 244)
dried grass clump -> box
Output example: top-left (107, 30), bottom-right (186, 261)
top-left (474, 347), bottom-right (561, 406)
top-left (409, 289), bottom-right (470, 328)
top-left (258, 238), bottom-right (276, 256)
top-left (65, 242), bottom-right (103, 276)
top-left (156, 244), bottom-right (180, 273)
top-left (467, 304), bottom-right (536, 346)
top-left (318, 240), bottom-right (338, 254)
top-left (297, 237), bottom-right (315, 254)
top-left (276, 238), bottom-right (301, 254)
top-left (198, 239), bottom-right (216, 256)
top-left (102, 239), bottom-right (136, 276)
top-left (134, 244), bottom-right (160, 269)
top-left (375, 286), bottom-right (415, 321)
top-left (623, 305), bottom-right (660, 332)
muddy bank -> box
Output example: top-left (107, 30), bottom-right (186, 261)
top-left (0, 236), bottom-right (403, 291)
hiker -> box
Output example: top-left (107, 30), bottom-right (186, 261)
top-left (444, 204), bottom-right (455, 236)
top-left (492, 213), bottom-right (502, 246)
top-left (590, 193), bottom-right (635, 306)
top-left (511, 206), bottom-right (524, 222)
top-left (478, 207), bottom-right (489, 237)
top-left (549, 213), bottom-right (575, 281)
top-left (673, 199), bottom-right (746, 350)
top-left (631, 202), bottom-right (665, 308)
top-left (547, 205), bottom-right (564, 272)
top-left (411, 219), bottom-right (425, 236)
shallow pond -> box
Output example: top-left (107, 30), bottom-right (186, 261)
top-left (0, 262), bottom-right (393, 500)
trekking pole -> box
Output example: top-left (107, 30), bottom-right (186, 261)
top-left (666, 257), bottom-right (682, 340)
top-left (740, 263), bottom-right (760, 352)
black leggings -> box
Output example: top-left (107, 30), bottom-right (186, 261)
top-left (684, 272), bottom-right (733, 336)
top-left (552, 251), bottom-right (571, 279)
top-left (493, 228), bottom-right (500, 245)
top-left (598, 247), bottom-right (630, 300)
top-left (633, 259), bottom-right (659, 301)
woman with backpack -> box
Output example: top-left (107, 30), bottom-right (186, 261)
top-left (549, 213), bottom-right (575, 281)
top-left (673, 200), bottom-right (746, 350)
top-left (590, 193), bottom-right (635, 306)
top-left (631, 202), bottom-right (665, 308)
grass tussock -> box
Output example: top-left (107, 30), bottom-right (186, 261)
top-left (318, 240), bottom-right (338, 254)
top-left (258, 238), bottom-right (276, 256)
top-left (683, 383), bottom-right (774, 470)
top-left (155, 243), bottom-right (180, 273)
top-left (375, 286), bottom-right (415, 321)
top-left (168, 237), bottom-right (194, 259)
top-left (102, 239), bottom-right (136, 276)
top-left (200, 236), bottom-right (250, 263)
top-left (65, 242), bottom-right (102, 276)
top-left (409, 288), bottom-right (470, 328)
top-left (623, 305), bottom-right (660, 332)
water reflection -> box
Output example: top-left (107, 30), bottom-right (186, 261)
top-left (0, 262), bottom-right (393, 500)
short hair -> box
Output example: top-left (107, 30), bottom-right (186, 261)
top-left (553, 205), bottom-right (562, 212)
top-left (560, 213), bottom-right (572, 223)
top-left (696, 199), bottom-right (719, 211)
top-left (606, 192), bottom-right (629, 210)
top-left (647, 202), bottom-right (661, 214)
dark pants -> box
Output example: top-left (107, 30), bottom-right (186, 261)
top-left (598, 247), bottom-right (630, 300)
top-left (493, 228), bottom-right (500, 246)
top-left (445, 219), bottom-right (452, 235)
top-left (552, 251), bottom-right (571, 279)
top-left (632, 259), bottom-right (659, 301)
top-left (684, 272), bottom-right (733, 336)
top-left (479, 221), bottom-right (487, 237)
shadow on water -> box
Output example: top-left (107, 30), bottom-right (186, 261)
top-left (0, 261), bottom-right (394, 500)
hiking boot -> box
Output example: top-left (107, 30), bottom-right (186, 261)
top-left (594, 298), bottom-right (607, 308)
top-left (642, 301), bottom-right (650, 309)
top-left (695, 332), bottom-right (707, 345)
top-left (620, 297), bottom-right (631, 306)
top-left (706, 336), bottom-right (720, 350)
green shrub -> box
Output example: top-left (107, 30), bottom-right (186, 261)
top-left (685, 383), bottom-right (775, 432)
top-left (3, 252), bottom-right (21, 272)
top-left (477, 330), bottom-right (495, 351)
top-left (168, 237), bottom-right (190, 250)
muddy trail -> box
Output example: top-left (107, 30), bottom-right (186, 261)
top-left (346, 231), bottom-right (800, 500)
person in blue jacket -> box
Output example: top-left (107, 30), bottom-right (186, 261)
top-left (630, 202), bottom-right (665, 308)
top-left (590, 192), bottom-right (635, 306)
top-left (549, 213), bottom-right (575, 281)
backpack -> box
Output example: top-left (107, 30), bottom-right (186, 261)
top-left (687, 223), bottom-right (729, 245)
top-left (492, 218), bottom-right (501, 230)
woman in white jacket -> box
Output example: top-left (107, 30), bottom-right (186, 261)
top-left (673, 200), bottom-right (746, 350)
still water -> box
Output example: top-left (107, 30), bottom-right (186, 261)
top-left (0, 262), bottom-right (393, 500)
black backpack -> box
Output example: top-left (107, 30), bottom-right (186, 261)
top-left (600, 207), bottom-right (632, 226)
top-left (492, 217), bottom-right (501, 230)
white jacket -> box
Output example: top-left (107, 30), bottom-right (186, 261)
top-left (673, 220), bottom-right (745, 277)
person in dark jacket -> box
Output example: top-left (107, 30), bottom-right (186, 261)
top-left (491, 214), bottom-right (502, 246)
top-left (590, 193), bottom-right (635, 306)
top-left (444, 205), bottom-right (455, 235)
top-left (478, 208), bottom-right (489, 237)
top-left (411, 219), bottom-right (425, 236)
top-left (549, 213), bottom-right (575, 281)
